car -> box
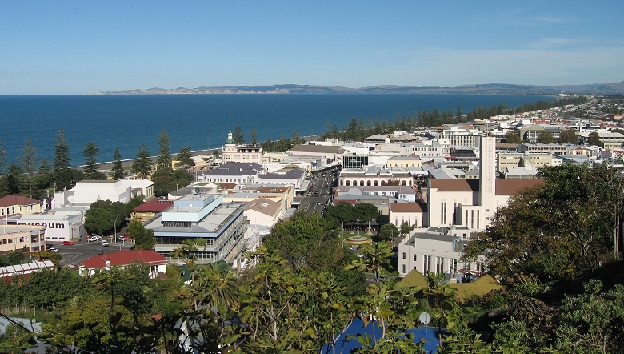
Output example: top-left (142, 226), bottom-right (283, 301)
top-left (48, 246), bottom-right (58, 253)
top-left (61, 240), bottom-right (75, 246)
top-left (101, 240), bottom-right (109, 247)
top-left (88, 235), bottom-right (102, 242)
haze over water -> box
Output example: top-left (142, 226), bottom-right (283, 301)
top-left (0, 94), bottom-right (554, 166)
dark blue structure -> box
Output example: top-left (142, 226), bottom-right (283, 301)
top-left (321, 318), bottom-right (440, 353)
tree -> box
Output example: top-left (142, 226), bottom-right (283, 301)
top-left (84, 200), bottom-right (127, 236)
top-left (263, 211), bottom-right (342, 272)
top-left (34, 158), bottom-right (51, 197)
top-left (558, 129), bottom-right (578, 144)
top-left (353, 203), bottom-right (380, 224)
top-left (112, 147), bottom-right (125, 180)
top-left (132, 144), bottom-right (152, 179)
top-left (588, 131), bottom-right (603, 147)
top-left (53, 129), bottom-right (73, 191)
top-left (465, 164), bottom-right (620, 281)
top-left (127, 219), bottom-right (156, 250)
top-left (83, 141), bottom-right (103, 180)
top-left (232, 126), bottom-right (245, 145)
top-left (176, 146), bottom-right (194, 168)
top-left (157, 128), bottom-right (172, 169)
top-left (250, 128), bottom-right (258, 145)
top-left (504, 131), bottom-right (522, 144)
top-left (0, 139), bottom-right (6, 175)
top-left (151, 167), bottom-right (194, 197)
top-left (21, 139), bottom-right (37, 197)
top-left (5, 163), bottom-right (23, 195)
top-left (377, 223), bottom-right (399, 242)
top-left (536, 131), bottom-right (555, 144)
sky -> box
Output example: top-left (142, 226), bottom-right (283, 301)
top-left (1, 1), bottom-right (623, 94)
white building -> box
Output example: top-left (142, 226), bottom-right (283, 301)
top-left (14, 213), bottom-right (86, 242)
top-left (221, 132), bottom-right (263, 164)
top-left (397, 227), bottom-right (486, 277)
top-left (145, 194), bottom-right (247, 264)
top-left (426, 137), bottom-right (543, 231)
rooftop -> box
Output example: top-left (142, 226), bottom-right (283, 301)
top-left (81, 250), bottom-right (166, 269)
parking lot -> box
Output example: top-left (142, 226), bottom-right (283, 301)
top-left (49, 238), bottom-right (135, 267)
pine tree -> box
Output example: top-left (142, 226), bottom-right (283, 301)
top-left (157, 128), bottom-right (172, 170)
top-left (250, 128), bottom-right (258, 145)
top-left (83, 141), bottom-right (100, 179)
top-left (112, 147), bottom-right (124, 180)
top-left (177, 147), bottom-right (194, 168)
top-left (132, 144), bottom-right (152, 179)
top-left (53, 129), bottom-right (73, 191)
top-left (21, 139), bottom-right (37, 197)
top-left (232, 126), bottom-right (245, 145)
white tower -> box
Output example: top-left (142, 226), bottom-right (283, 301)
top-left (479, 136), bottom-right (496, 224)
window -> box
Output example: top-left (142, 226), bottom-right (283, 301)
top-left (402, 252), bottom-right (406, 260)
top-left (402, 264), bottom-right (406, 273)
top-left (413, 254), bottom-right (417, 262)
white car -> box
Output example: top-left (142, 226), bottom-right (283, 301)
top-left (88, 235), bottom-right (102, 242)
top-left (101, 240), bottom-right (109, 247)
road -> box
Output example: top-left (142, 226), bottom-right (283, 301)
top-left (52, 238), bottom-right (135, 267)
top-left (298, 168), bottom-right (339, 215)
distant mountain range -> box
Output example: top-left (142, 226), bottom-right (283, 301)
top-left (89, 81), bottom-right (624, 96)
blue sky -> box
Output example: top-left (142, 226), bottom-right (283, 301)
top-left (1, 1), bottom-right (623, 94)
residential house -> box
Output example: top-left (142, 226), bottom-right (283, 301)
top-left (79, 250), bottom-right (167, 279)
top-left (0, 195), bottom-right (42, 217)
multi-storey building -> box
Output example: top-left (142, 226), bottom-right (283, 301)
top-left (0, 224), bottom-right (46, 253)
top-left (221, 132), bottom-right (263, 164)
top-left (145, 194), bottom-right (247, 264)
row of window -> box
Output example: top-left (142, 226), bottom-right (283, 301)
top-left (1, 237), bottom-right (25, 245)
top-left (342, 179), bottom-right (411, 187)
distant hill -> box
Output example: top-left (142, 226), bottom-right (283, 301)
top-left (89, 81), bottom-right (624, 95)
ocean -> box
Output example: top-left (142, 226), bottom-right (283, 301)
top-left (0, 94), bottom-right (555, 166)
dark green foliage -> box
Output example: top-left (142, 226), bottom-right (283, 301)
top-left (176, 146), bottom-right (194, 167)
top-left (131, 144), bottom-right (151, 179)
top-left (151, 167), bottom-right (194, 197)
top-left (558, 129), bottom-right (578, 144)
top-left (53, 128), bottom-right (73, 191)
top-left (127, 219), bottom-right (155, 250)
top-left (232, 125), bottom-right (245, 144)
top-left (323, 202), bottom-right (380, 226)
top-left (157, 128), bottom-right (172, 169)
top-left (112, 147), bottom-right (125, 180)
top-left (84, 200), bottom-right (129, 236)
top-left (376, 223), bottom-right (399, 242)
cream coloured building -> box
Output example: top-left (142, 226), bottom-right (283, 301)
top-left (0, 195), bottom-right (42, 217)
top-left (221, 132), bottom-right (263, 164)
top-left (0, 224), bottom-right (46, 253)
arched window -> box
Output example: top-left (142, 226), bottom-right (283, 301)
top-left (359, 180), bottom-right (364, 186)
top-left (374, 180), bottom-right (378, 186)
top-left (366, 180), bottom-right (371, 186)
top-left (345, 180), bottom-right (350, 186)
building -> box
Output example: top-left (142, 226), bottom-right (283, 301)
top-left (338, 166), bottom-right (414, 187)
top-left (389, 202), bottom-right (425, 228)
top-left (13, 213), bottom-right (86, 242)
top-left (0, 260), bottom-right (55, 279)
top-left (385, 155), bottom-right (423, 169)
top-left (440, 127), bottom-right (483, 149)
top-left (132, 199), bottom-right (174, 222)
top-left (52, 180), bottom-right (132, 208)
top-left (244, 198), bottom-right (285, 229)
top-left (145, 194), bottom-right (247, 263)
top-left (197, 162), bottom-right (263, 185)
top-left (0, 224), bottom-right (46, 253)
top-left (397, 227), bottom-right (486, 277)
top-left (221, 132), bottom-right (263, 164)
top-left (0, 195), bottom-right (42, 217)
top-left (79, 250), bottom-right (167, 279)
top-left (426, 137), bottom-right (543, 231)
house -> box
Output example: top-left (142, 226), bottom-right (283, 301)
top-left (389, 202), bottom-right (425, 228)
top-left (0, 195), bottom-right (42, 217)
top-left (79, 250), bottom-right (167, 278)
top-left (132, 199), bottom-right (174, 222)
top-left (0, 224), bottom-right (46, 253)
top-left (244, 198), bottom-right (284, 229)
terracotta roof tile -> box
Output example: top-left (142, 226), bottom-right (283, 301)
top-left (133, 199), bottom-right (173, 212)
top-left (390, 203), bottom-right (424, 212)
top-left (81, 250), bottom-right (166, 269)
top-left (0, 195), bottom-right (40, 208)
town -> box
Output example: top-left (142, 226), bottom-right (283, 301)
top-left (1, 94), bottom-right (624, 352)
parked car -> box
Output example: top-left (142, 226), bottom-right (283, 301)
top-left (61, 240), bottom-right (75, 246)
top-left (88, 235), bottom-right (102, 242)
top-left (48, 246), bottom-right (58, 253)
top-left (101, 240), bottom-right (109, 247)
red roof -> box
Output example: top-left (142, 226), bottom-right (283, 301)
top-left (0, 195), bottom-right (40, 208)
top-left (133, 199), bottom-right (173, 212)
top-left (81, 250), bottom-right (166, 269)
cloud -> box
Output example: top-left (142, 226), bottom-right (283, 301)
top-left (372, 45), bottom-right (624, 87)
top-left (527, 37), bottom-right (589, 49)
